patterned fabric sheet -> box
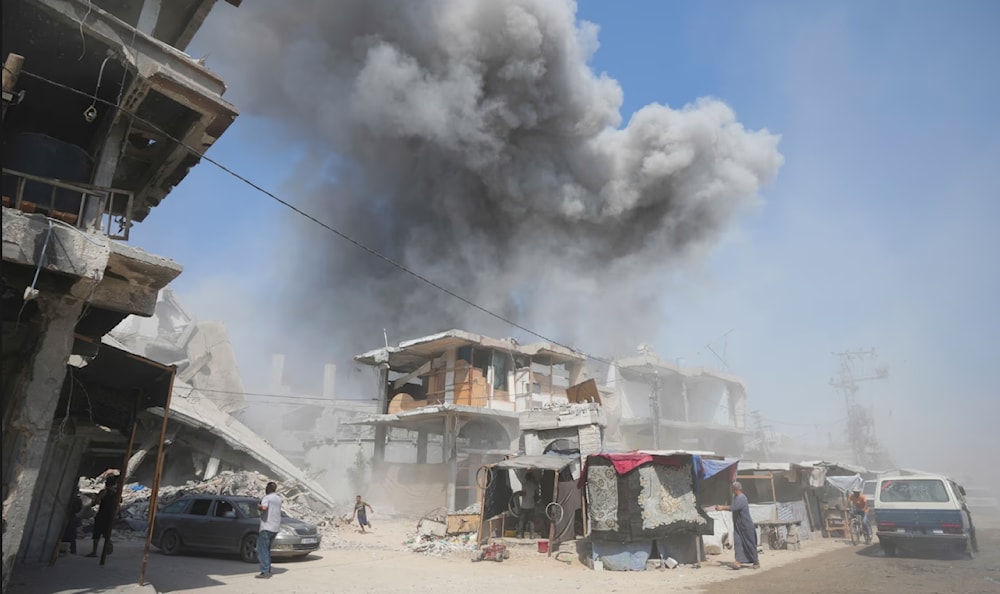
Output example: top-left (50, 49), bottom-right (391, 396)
top-left (587, 465), bottom-right (619, 531)
top-left (638, 464), bottom-right (706, 530)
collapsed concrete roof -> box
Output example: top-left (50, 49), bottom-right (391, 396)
top-left (614, 351), bottom-right (748, 390)
top-left (100, 333), bottom-right (337, 510)
top-left (355, 329), bottom-right (587, 374)
top-left (151, 381), bottom-right (337, 510)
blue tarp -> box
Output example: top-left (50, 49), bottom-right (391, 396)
top-left (592, 540), bottom-right (651, 571)
top-left (695, 456), bottom-right (739, 481)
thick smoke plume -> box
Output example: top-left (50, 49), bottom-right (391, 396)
top-left (202, 0), bottom-right (782, 381)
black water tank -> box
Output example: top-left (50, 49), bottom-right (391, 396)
top-left (2, 133), bottom-right (93, 213)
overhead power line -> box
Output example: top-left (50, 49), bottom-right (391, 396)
top-left (5, 65), bottom-right (740, 390)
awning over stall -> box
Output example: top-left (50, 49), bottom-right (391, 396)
top-left (495, 453), bottom-right (575, 472)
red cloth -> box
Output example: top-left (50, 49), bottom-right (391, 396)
top-left (578, 453), bottom-right (685, 487)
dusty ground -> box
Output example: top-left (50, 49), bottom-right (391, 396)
top-left (698, 525), bottom-right (999, 594)
top-left (5, 516), bottom-right (835, 594)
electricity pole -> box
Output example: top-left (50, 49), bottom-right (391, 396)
top-left (830, 349), bottom-right (889, 468)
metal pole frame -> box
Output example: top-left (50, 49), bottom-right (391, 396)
top-left (139, 366), bottom-right (176, 586)
top-left (99, 410), bottom-right (139, 566)
top-left (547, 469), bottom-right (558, 556)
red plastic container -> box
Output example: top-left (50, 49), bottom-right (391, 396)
top-left (537, 540), bottom-right (549, 553)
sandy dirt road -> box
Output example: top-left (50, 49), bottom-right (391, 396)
top-left (698, 526), bottom-right (999, 594)
top-left (7, 517), bottom-right (992, 594)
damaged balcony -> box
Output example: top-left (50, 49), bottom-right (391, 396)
top-left (2, 0), bottom-right (240, 228)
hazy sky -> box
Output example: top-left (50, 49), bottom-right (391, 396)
top-left (127, 0), bottom-right (999, 478)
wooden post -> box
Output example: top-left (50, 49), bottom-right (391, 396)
top-left (139, 367), bottom-right (176, 586)
top-left (100, 413), bottom-right (139, 566)
top-left (2, 53), bottom-right (24, 120)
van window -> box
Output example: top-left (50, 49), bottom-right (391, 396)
top-left (880, 479), bottom-right (950, 503)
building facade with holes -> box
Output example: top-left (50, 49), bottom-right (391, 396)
top-left (602, 348), bottom-right (748, 457)
top-left (1, 0), bottom-right (240, 586)
top-left (345, 329), bottom-right (592, 513)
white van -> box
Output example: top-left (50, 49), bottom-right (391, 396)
top-left (873, 473), bottom-right (978, 558)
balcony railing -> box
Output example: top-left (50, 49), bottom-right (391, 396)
top-left (1, 168), bottom-right (134, 240)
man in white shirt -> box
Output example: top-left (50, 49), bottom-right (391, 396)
top-left (256, 481), bottom-right (282, 579)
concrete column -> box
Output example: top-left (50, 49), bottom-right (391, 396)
top-left (203, 438), bottom-right (226, 480)
top-left (18, 432), bottom-right (88, 564)
top-left (444, 415), bottom-right (458, 512)
top-left (444, 348), bottom-right (456, 405)
top-left (372, 365), bottom-right (389, 473)
top-left (322, 363), bottom-right (337, 400)
top-left (681, 380), bottom-right (690, 423)
top-left (137, 0), bottom-right (162, 34)
top-left (82, 118), bottom-right (131, 230)
top-left (270, 354), bottom-right (286, 393)
top-left (1, 295), bottom-right (84, 589)
top-left (416, 431), bottom-right (428, 464)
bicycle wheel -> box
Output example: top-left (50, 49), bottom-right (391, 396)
top-left (849, 518), bottom-right (859, 545)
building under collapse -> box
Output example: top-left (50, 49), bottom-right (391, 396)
top-left (603, 347), bottom-right (747, 456)
top-left (2, 0), bottom-right (240, 586)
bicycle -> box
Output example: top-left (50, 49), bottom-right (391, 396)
top-left (849, 511), bottom-right (871, 545)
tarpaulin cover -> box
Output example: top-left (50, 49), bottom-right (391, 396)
top-left (481, 467), bottom-right (513, 522)
top-left (825, 474), bottom-right (864, 494)
top-left (553, 479), bottom-right (582, 546)
top-left (579, 453), bottom-right (685, 484)
top-left (592, 540), bottom-right (651, 571)
top-left (695, 456), bottom-right (739, 481)
top-left (495, 453), bottom-right (575, 472)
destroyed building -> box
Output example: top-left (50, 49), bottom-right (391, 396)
top-left (1, 0), bottom-right (241, 587)
top-left (102, 289), bottom-right (338, 508)
top-left (348, 329), bottom-right (591, 513)
top-left (603, 347), bottom-right (748, 456)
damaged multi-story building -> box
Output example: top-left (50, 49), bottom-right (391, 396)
top-left (1, 0), bottom-right (241, 586)
top-left (603, 346), bottom-right (748, 456)
top-left (342, 331), bottom-right (750, 514)
top-left (348, 329), bottom-right (591, 513)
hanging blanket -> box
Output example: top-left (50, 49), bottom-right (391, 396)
top-left (638, 464), bottom-right (705, 530)
top-left (587, 465), bottom-right (619, 532)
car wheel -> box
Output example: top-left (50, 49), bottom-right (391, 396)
top-left (240, 534), bottom-right (258, 564)
top-left (160, 529), bottom-right (182, 556)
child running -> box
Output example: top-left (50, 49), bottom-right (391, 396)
top-left (352, 495), bottom-right (374, 533)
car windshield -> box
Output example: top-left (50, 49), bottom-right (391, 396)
top-left (880, 479), bottom-right (950, 503)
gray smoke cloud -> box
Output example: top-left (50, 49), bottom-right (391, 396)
top-left (200, 0), bottom-right (782, 381)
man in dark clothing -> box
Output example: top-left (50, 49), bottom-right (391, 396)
top-left (715, 481), bottom-right (759, 569)
top-left (516, 471), bottom-right (539, 539)
top-left (86, 476), bottom-right (118, 558)
top-left (62, 488), bottom-right (83, 554)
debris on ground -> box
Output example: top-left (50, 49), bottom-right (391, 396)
top-left (404, 532), bottom-right (478, 557)
top-left (404, 506), bottom-right (479, 556)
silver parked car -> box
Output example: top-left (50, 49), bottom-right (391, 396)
top-left (151, 495), bottom-right (320, 562)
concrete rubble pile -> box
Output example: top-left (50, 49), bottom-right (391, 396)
top-left (402, 504), bottom-right (480, 557)
top-left (79, 470), bottom-right (346, 546)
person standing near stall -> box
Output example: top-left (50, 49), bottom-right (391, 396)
top-left (715, 481), bottom-right (760, 569)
